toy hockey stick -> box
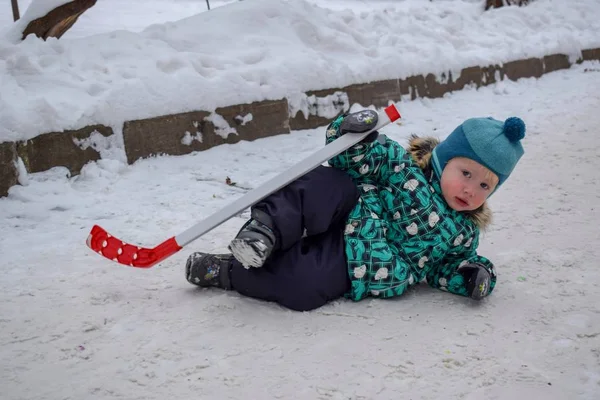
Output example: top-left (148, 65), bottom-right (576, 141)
top-left (86, 104), bottom-right (401, 268)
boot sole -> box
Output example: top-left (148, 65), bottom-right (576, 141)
top-left (229, 238), bottom-right (267, 268)
top-left (185, 252), bottom-right (205, 285)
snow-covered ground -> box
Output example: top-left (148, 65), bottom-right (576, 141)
top-left (1, 61), bottom-right (600, 399)
top-left (1, 0), bottom-right (600, 143)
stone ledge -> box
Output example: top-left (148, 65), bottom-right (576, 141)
top-left (504, 57), bottom-right (544, 80)
top-left (289, 79), bottom-right (402, 131)
top-left (289, 88), bottom-right (346, 131)
top-left (0, 125), bottom-right (113, 198)
top-left (124, 99), bottom-right (289, 164)
top-left (582, 48), bottom-right (600, 62)
top-left (1, 47), bottom-right (599, 197)
top-left (17, 124), bottom-right (113, 175)
top-left (543, 54), bottom-right (570, 74)
top-left (292, 49), bottom-right (600, 129)
top-left (0, 142), bottom-right (18, 197)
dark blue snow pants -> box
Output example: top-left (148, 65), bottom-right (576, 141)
top-left (230, 166), bottom-right (359, 311)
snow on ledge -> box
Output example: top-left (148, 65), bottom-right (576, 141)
top-left (0, 0), bottom-right (599, 144)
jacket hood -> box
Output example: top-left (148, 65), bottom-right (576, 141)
top-left (406, 134), bottom-right (492, 230)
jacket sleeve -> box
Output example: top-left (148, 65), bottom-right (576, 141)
top-left (326, 115), bottom-right (409, 183)
top-left (425, 234), bottom-right (497, 297)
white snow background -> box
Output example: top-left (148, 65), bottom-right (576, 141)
top-left (1, 1), bottom-right (600, 399)
top-left (1, 0), bottom-right (600, 143)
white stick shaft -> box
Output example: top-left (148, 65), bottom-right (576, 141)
top-left (175, 106), bottom-right (399, 247)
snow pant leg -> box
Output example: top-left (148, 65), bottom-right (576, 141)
top-left (253, 165), bottom-right (359, 251)
top-left (230, 225), bottom-right (350, 311)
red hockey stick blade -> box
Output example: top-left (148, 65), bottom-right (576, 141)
top-left (86, 225), bottom-right (182, 268)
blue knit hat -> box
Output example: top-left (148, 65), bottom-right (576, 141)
top-left (431, 117), bottom-right (526, 187)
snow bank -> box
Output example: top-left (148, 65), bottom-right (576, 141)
top-left (1, 0), bottom-right (599, 143)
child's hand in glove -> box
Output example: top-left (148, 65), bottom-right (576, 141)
top-left (458, 263), bottom-right (491, 300)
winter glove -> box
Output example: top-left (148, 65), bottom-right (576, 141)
top-left (458, 263), bottom-right (491, 300)
top-left (339, 109), bottom-right (380, 143)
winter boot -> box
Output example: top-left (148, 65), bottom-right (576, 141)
top-left (458, 263), bottom-right (491, 300)
top-left (185, 252), bottom-right (233, 289)
top-left (228, 208), bottom-right (277, 268)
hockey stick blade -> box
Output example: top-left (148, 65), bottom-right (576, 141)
top-left (87, 225), bottom-right (182, 268)
top-left (87, 104), bottom-right (401, 268)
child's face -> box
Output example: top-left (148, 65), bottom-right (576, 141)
top-left (440, 157), bottom-right (498, 211)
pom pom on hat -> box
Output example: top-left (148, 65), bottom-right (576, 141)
top-left (503, 117), bottom-right (526, 142)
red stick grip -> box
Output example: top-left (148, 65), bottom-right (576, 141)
top-left (384, 104), bottom-right (401, 122)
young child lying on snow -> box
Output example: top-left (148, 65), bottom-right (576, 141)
top-left (184, 109), bottom-right (526, 311)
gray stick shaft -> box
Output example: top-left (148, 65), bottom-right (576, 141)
top-left (175, 114), bottom-right (392, 247)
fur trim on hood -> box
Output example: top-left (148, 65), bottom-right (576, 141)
top-left (406, 134), bottom-right (492, 230)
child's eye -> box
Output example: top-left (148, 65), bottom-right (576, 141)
top-left (462, 170), bottom-right (471, 178)
top-left (480, 182), bottom-right (489, 190)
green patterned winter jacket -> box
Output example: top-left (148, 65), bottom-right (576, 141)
top-left (326, 116), bottom-right (497, 301)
